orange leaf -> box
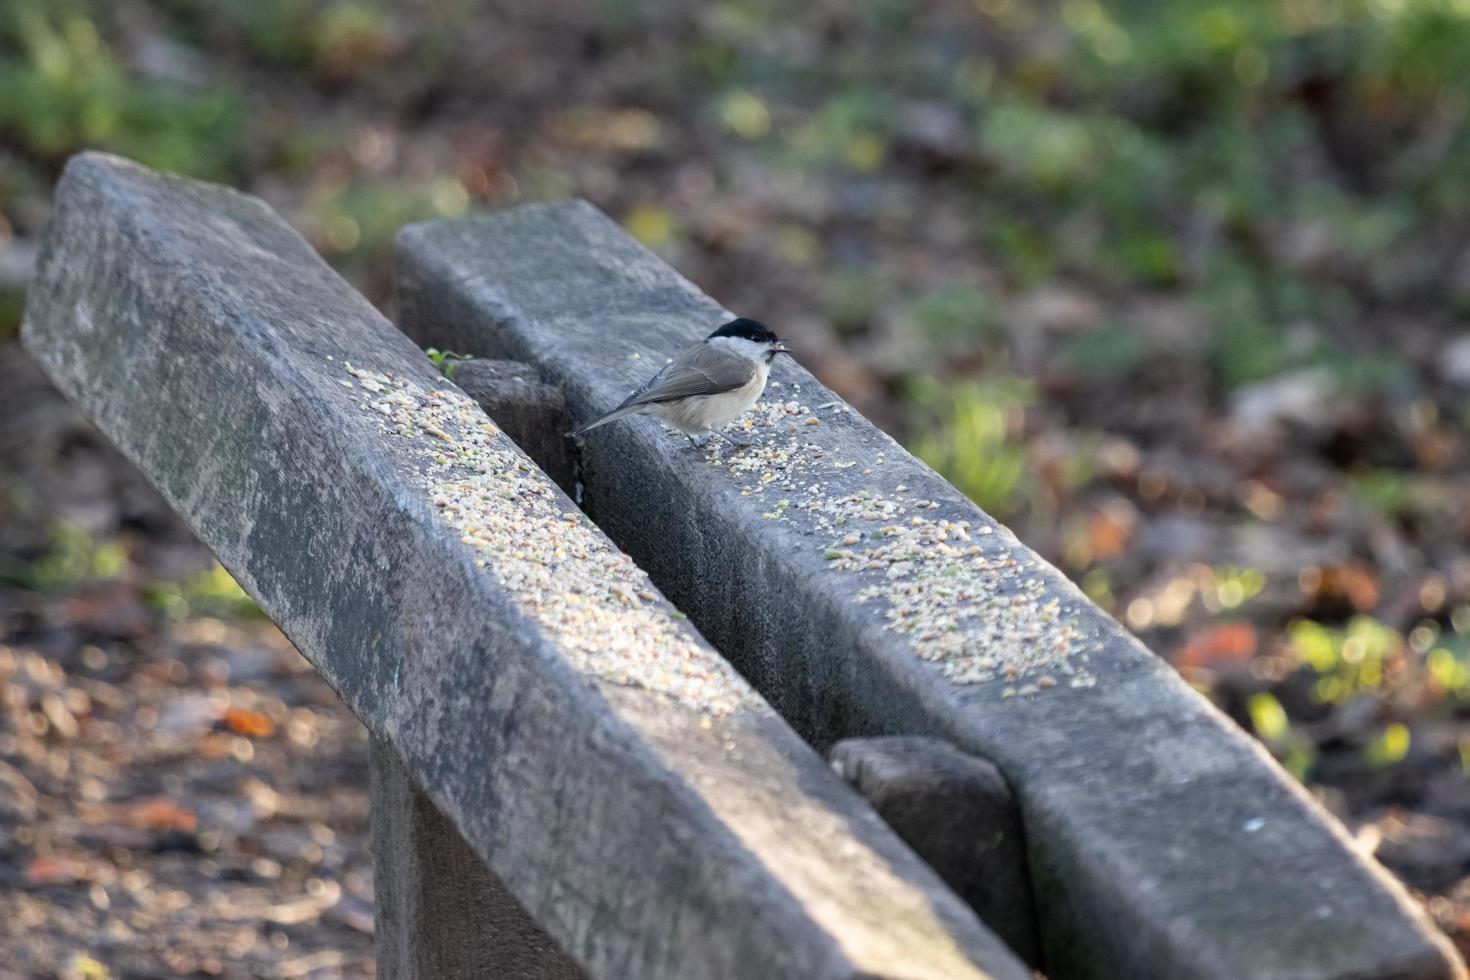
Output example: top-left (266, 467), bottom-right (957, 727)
top-left (223, 708), bottom-right (274, 738)
top-left (1173, 622), bottom-right (1257, 670)
top-left (1087, 511), bottom-right (1133, 562)
top-left (124, 797), bottom-right (198, 832)
top-left (1301, 564), bottom-right (1380, 613)
top-left (25, 855), bottom-right (82, 886)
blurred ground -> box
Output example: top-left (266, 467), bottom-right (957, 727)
top-left (0, 353), bottom-right (375, 978)
top-left (3, 0), bottom-right (1470, 974)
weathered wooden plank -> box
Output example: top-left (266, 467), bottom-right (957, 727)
top-left (21, 154), bottom-right (1029, 980)
top-left (831, 737), bottom-right (1039, 969)
top-left (370, 736), bottom-right (586, 980)
top-left (448, 358), bottom-right (576, 494)
top-left (396, 200), bottom-right (1466, 980)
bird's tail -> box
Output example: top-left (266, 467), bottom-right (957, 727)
top-left (566, 404), bottom-right (643, 439)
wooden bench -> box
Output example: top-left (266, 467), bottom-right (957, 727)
top-left (20, 152), bottom-right (1463, 979)
top-left (396, 201), bottom-right (1465, 980)
top-left (22, 153), bottom-right (1026, 980)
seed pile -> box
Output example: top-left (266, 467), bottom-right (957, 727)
top-left (709, 383), bottom-right (1098, 696)
top-left (845, 519), bottom-right (1096, 693)
top-left (343, 362), bottom-right (760, 716)
top-left (710, 396), bottom-right (829, 511)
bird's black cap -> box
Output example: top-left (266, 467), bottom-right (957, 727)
top-left (708, 317), bottom-right (779, 345)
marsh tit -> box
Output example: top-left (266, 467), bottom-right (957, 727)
top-left (567, 318), bottom-right (792, 447)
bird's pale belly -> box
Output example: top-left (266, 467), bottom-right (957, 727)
top-left (649, 368), bottom-right (767, 434)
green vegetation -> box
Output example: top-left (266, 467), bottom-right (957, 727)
top-left (1291, 615), bottom-right (1405, 704)
top-left (1365, 722), bottom-right (1411, 768)
top-left (1248, 691), bottom-right (1317, 779)
top-left (0, 287), bottom-right (24, 343)
top-left (908, 376), bottom-right (1034, 520)
top-left (7, 0), bottom-right (1469, 390)
top-left (305, 176), bottom-right (471, 258)
top-left (144, 562), bottom-right (264, 622)
top-left (424, 347), bottom-right (472, 378)
top-left (28, 521), bottom-right (127, 590)
top-left (1269, 611), bottom-right (1470, 776)
top-left (0, 0), bottom-right (466, 273)
top-left (6, 521), bottom-right (262, 623)
top-left (905, 285), bottom-right (997, 352)
top-left (0, 2), bottom-right (243, 177)
top-left (697, 0), bottom-right (1470, 414)
top-left (2, 3), bottom-right (1469, 933)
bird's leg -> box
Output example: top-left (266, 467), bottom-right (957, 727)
top-left (714, 428), bottom-right (761, 452)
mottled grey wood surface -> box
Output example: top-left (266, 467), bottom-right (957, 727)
top-left (831, 737), bottom-right (1038, 968)
top-left (22, 153), bottom-right (1029, 980)
top-left (371, 736), bottom-right (586, 980)
top-left (396, 200), bottom-right (1466, 980)
top-left (449, 359), bottom-right (576, 494)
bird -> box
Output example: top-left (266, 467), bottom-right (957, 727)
top-left (567, 318), bottom-right (791, 448)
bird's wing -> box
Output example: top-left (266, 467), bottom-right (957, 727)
top-left (620, 345), bottom-right (756, 408)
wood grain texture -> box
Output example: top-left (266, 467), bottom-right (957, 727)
top-left (396, 200), bottom-right (1466, 980)
top-left (448, 359), bottom-right (576, 494)
top-left (21, 153), bottom-right (1029, 980)
top-left (831, 737), bottom-right (1039, 969)
top-left (370, 736), bottom-right (586, 980)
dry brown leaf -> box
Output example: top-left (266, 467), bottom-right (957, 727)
top-left (1301, 564), bottom-right (1381, 613)
top-left (1087, 510), bottom-right (1134, 562)
top-left (25, 854), bottom-right (85, 887)
top-left (1173, 622), bottom-right (1258, 670)
top-left (123, 796), bottom-right (198, 832)
top-left (222, 707), bottom-right (274, 738)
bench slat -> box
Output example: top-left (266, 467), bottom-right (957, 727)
top-left (22, 153), bottom-right (1029, 980)
top-left (395, 200), bottom-right (1465, 980)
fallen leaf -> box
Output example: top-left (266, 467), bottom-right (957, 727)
top-left (1173, 622), bottom-right (1258, 670)
top-left (1087, 508), bottom-right (1134, 562)
top-left (1300, 564), bottom-right (1380, 614)
top-left (25, 854), bottom-right (84, 887)
top-left (222, 707), bottom-right (274, 738)
top-left (123, 797), bottom-right (198, 832)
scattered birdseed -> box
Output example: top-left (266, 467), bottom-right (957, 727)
top-left (344, 363), bottom-right (761, 716)
top-left (693, 394), bottom-right (1099, 694)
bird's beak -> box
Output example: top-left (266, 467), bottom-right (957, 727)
top-left (771, 340), bottom-right (793, 356)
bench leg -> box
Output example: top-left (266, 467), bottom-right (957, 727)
top-left (830, 736), bottom-right (1042, 969)
top-left (370, 736), bottom-right (585, 979)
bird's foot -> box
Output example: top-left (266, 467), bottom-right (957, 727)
top-left (686, 430), bottom-right (761, 456)
top-left (714, 429), bottom-right (761, 453)
top-left (686, 433), bottom-right (727, 457)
